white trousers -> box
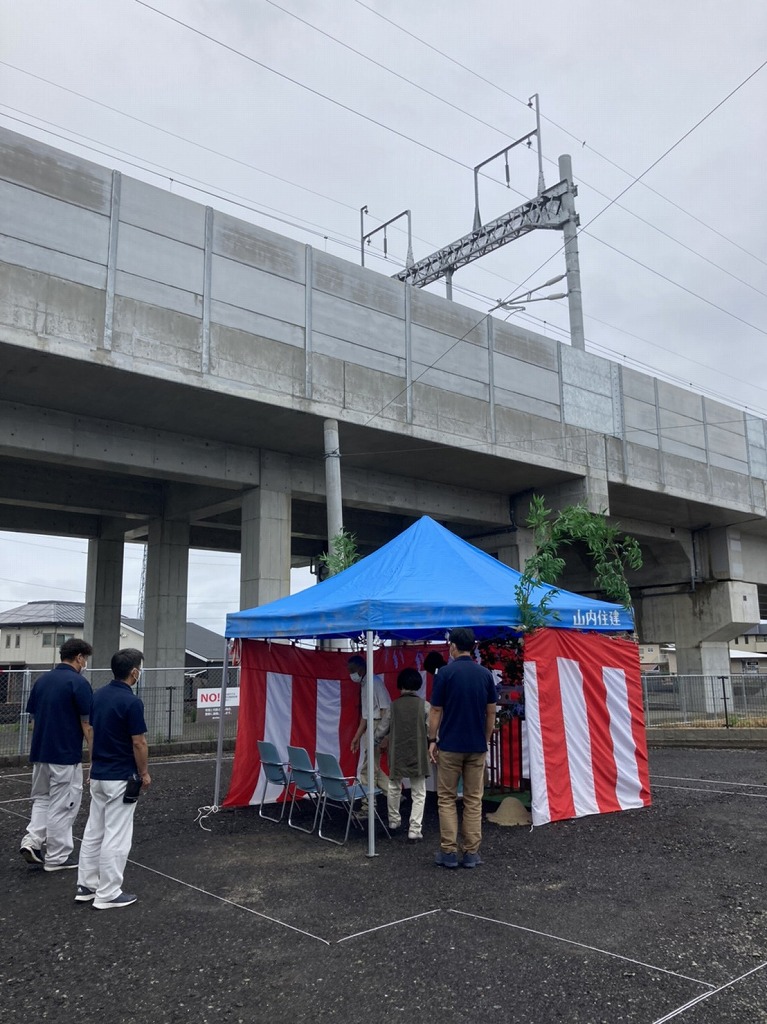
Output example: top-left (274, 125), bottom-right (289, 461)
top-left (77, 780), bottom-right (137, 902)
top-left (22, 763), bottom-right (83, 865)
top-left (387, 775), bottom-right (427, 836)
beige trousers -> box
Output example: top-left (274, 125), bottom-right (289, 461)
top-left (436, 750), bottom-right (486, 855)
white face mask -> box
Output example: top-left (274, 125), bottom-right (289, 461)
top-left (349, 671), bottom-right (363, 683)
top-left (134, 668), bottom-right (142, 685)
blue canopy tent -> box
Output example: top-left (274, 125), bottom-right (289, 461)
top-left (225, 515), bottom-right (634, 641)
top-left (216, 516), bottom-right (634, 853)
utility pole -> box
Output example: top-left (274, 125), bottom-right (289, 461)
top-left (558, 154), bottom-right (585, 350)
top-left (137, 544), bottom-right (147, 620)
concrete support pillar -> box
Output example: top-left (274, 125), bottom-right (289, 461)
top-left (240, 452), bottom-right (292, 610)
top-left (143, 517), bottom-right (190, 669)
top-left (142, 516), bottom-right (189, 741)
top-left (637, 581), bottom-right (759, 713)
top-left (84, 522), bottom-right (125, 675)
top-left (495, 528), bottom-right (536, 572)
top-left (675, 642), bottom-right (732, 678)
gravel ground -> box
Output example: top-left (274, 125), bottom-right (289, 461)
top-left (1, 747), bottom-right (766, 1024)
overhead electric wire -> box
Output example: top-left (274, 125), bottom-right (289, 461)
top-left (4, 104), bottom-right (766, 422)
top-left (8, 24), bottom-right (765, 346)
top-left (3, 40), bottom-right (766, 418)
top-left (352, 0), bottom-right (767, 271)
top-left (0, 60), bottom-right (362, 216)
top-left (129, 0), bottom-right (767, 394)
top-left (133, 0), bottom-right (526, 197)
top-left (360, 52), bottom-right (767, 425)
top-left (262, 1), bottom-right (767, 302)
top-left (583, 228), bottom-right (767, 336)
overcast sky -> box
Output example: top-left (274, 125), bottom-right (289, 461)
top-left (1, 0), bottom-right (766, 634)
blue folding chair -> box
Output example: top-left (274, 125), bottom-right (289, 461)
top-left (256, 740), bottom-right (291, 823)
top-left (286, 745), bottom-right (323, 834)
top-left (315, 751), bottom-right (390, 846)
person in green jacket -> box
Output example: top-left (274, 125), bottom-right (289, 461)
top-left (382, 667), bottom-right (430, 841)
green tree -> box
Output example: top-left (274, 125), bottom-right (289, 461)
top-left (514, 495), bottom-right (642, 630)
top-left (318, 528), bottom-right (360, 577)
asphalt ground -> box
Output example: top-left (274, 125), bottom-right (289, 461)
top-left (1, 747), bottom-right (766, 1024)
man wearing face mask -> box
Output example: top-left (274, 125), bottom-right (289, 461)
top-left (19, 637), bottom-right (94, 871)
top-left (75, 648), bottom-right (151, 909)
top-left (348, 654), bottom-right (391, 815)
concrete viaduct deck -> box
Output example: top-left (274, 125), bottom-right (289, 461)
top-left (1, 125), bottom-right (765, 684)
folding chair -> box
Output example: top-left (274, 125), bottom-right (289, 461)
top-left (315, 751), bottom-right (390, 846)
top-left (256, 740), bottom-right (291, 822)
top-left (286, 745), bottom-right (323, 834)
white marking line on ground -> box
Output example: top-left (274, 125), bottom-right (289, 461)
top-left (652, 774), bottom-right (767, 789)
top-left (0, 802), bottom-right (328, 944)
top-left (652, 961), bottom-right (767, 1023)
top-left (447, 910), bottom-right (714, 989)
top-left (0, 797), bottom-right (31, 804)
top-left (336, 909), bottom-right (442, 943)
top-left (129, 860), bottom-right (331, 945)
top-left (653, 784), bottom-right (767, 800)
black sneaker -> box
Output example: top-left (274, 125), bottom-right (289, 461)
top-left (93, 891), bottom-right (137, 910)
top-left (20, 846), bottom-right (45, 866)
top-left (43, 854), bottom-right (78, 872)
top-left (434, 851), bottom-right (459, 869)
top-left (75, 885), bottom-right (96, 902)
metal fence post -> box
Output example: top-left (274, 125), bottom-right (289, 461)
top-left (17, 669), bottom-right (32, 756)
top-left (166, 686), bottom-right (174, 743)
top-left (641, 675), bottom-right (650, 726)
top-left (719, 675), bottom-right (729, 728)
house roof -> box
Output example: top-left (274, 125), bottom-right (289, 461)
top-left (120, 618), bottom-right (225, 662)
top-left (0, 602), bottom-right (224, 661)
top-left (0, 600), bottom-right (85, 626)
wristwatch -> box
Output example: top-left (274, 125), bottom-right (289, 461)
top-left (428, 737), bottom-right (438, 744)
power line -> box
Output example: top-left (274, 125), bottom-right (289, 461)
top-left (3, 57), bottom-right (766, 420)
top-left (133, 0), bottom-right (525, 195)
top-left (7, 38), bottom-right (766, 326)
top-left (263, 2), bottom-right (767, 302)
top-left (584, 229), bottom-right (767, 337)
top-left (131, 1), bottom-right (767, 394)
top-left (352, 0), bottom-right (767, 272)
top-left (0, 61), bottom-right (361, 216)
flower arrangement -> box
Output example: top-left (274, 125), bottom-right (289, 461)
top-left (477, 636), bottom-right (525, 721)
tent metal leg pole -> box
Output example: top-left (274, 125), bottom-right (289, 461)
top-left (213, 642), bottom-right (231, 808)
top-left (366, 629), bottom-right (377, 858)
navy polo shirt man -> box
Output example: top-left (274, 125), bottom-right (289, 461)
top-left (428, 627), bottom-right (497, 869)
top-left (20, 637), bottom-right (93, 870)
top-left (76, 648), bottom-right (151, 910)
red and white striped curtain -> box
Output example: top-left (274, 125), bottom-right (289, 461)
top-left (223, 642), bottom-right (442, 808)
top-left (524, 629), bottom-right (651, 826)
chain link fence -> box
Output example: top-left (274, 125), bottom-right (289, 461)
top-left (643, 673), bottom-right (767, 728)
top-left (4, 667), bottom-right (767, 757)
top-left (0, 666), bottom-right (240, 757)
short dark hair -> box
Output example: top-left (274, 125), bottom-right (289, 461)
top-left (347, 655), bottom-right (366, 670)
top-left (60, 638), bottom-right (93, 662)
top-left (111, 648), bottom-right (144, 681)
top-left (397, 667), bottom-right (422, 692)
top-left (448, 627), bottom-right (475, 652)
top-left (423, 651), bottom-right (446, 675)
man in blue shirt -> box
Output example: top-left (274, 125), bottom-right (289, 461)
top-left (20, 637), bottom-right (93, 871)
top-left (76, 648), bottom-right (151, 910)
top-left (428, 627), bottom-right (497, 869)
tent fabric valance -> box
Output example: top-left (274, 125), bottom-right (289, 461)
top-left (226, 516), bottom-right (634, 641)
